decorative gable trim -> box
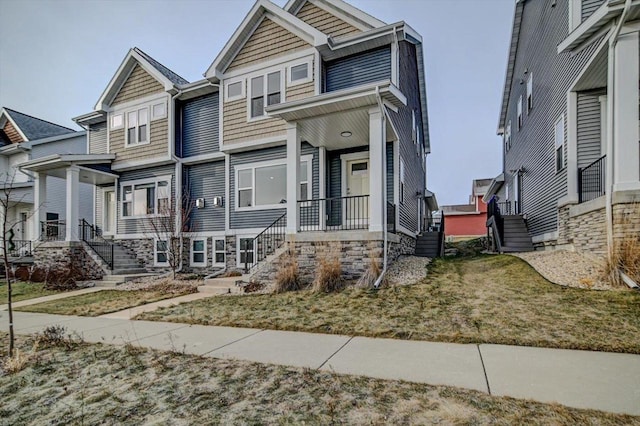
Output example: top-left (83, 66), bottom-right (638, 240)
top-left (205, 0), bottom-right (327, 79)
top-left (94, 49), bottom-right (178, 111)
top-left (285, 0), bottom-right (385, 31)
top-left (0, 109), bottom-right (28, 142)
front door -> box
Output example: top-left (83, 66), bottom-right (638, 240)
top-left (345, 158), bottom-right (370, 226)
top-left (514, 172), bottom-right (523, 214)
top-left (104, 190), bottom-right (115, 235)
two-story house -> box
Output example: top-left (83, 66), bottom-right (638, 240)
top-left (23, 0), bottom-right (433, 281)
top-left (442, 178), bottom-right (491, 242)
top-left (0, 108), bottom-right (93, 254)
top-left (486, 0), bottom-right (640, 255)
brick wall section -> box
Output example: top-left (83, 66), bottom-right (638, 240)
top-left (33, 242), bottom-right (104, 281)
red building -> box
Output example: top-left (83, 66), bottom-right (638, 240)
top-left (442, 179), bottom-right (491, 241)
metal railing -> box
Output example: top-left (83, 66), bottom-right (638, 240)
top-left (578, 155), bottom-right (606, 203)
top-left (40, 220), bottom-right (66, 241)
top-left (424, 211), bottom-right (446, 257)
top-left (387, 201), bottom-right (396, 234)
top-left (298, 195), bottom-right (370, 231)
top-left (243, 212), bottom-right (287, 273)
top-left (497, 201), bottom-right (520, 215)
top-left (2, 240), bottom-right (32, 257)
top-left (79, 219), bottom-right (114, 269)
top-left (486, 198), bottom-right (504, 251)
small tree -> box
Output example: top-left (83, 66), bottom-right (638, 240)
top-left (146, 190), bottom-right (196, 280)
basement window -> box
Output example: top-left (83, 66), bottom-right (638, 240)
top-left (190, 238), bottom-right (207, 267)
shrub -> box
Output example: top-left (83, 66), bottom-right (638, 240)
top-left (36, 325), bottom-right (67, 347)
top-left (274, 253), bottom-right (302, 293)
top-left (312, 247), bottom-right (344, 293)
top-left (356, 246), bottom-right (383, 289)
top-left (1, 349), bottom-right (29, 375)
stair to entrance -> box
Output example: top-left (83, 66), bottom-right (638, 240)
top-left (501, 215), bottom-right (534, 253)
top-left (415, 231), bottom-right (442, 258)
top-left (82, 241), bottom-right (148, 276)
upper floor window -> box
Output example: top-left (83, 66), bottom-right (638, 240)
top-left (226, 79), bottom-right (245, 102)
top-left (527, 73), bottom-right (533, 113)
top-left (504, 120), bottom-right (512, 153)
top-left (126, 108), bottom-right (148, 146)
top-left (110, 113), bottom-right (123, 129)
top-left (517, 96), bottom-right (523, 130)
top-left (250, 71), bottom-right (282, 119)
top-left (122, 177), bottom-right (171, 218)
top-left (555, 116), bottom-right (565, 172)
top-left (287, 58), bottom-right (313, 86)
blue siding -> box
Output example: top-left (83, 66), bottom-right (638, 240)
top-left (117, 164), bottom-right (176, 235)
top-left (179, 92), bottom-right (219, 157)
top-left (324, 46), bottom-right (391, 92)
top-left (229, 143), bottom-right (318, 230)
top-left (185, 161), bottom-right (225, 232)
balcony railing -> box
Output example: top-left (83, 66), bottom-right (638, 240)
top-left (40, 220), bottom-right (66, 241)
top-left (2, 240), bottom-right (32, 257)
top-left (298, 195), bottom-right (370, 231)
top-left (578, 155), bottom-right (606, 203)
top-left (497, 201), bottom-right (520, 215)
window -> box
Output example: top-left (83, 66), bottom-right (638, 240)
top-left (155, 239), bottom-right (168, 266)
top-left (288, 59), bottom-right (312, 86)
top-left (213, 239), bottom-right (225, 266)
top-left (110, 113), bottom-right (123, 129)
top-left (504, 121), bottom-right (512, 153)
top-left (555, 116), bottom-right (565, 172)
top-left (126, 108), bottom-right (149, 146)
top-left (527, 73), bottom-right (533, 113)
top-left (191, 239), bottom-right (207, 267)
top-left (249, 71), bottom-right (282, 118)
top-left (517, 95), bottom-right (523, 130)
top-left (152, 102), bottom-right (167, 120)
top-left (226, 80), bottom-right (244, 101)
top-left (236, 158), bottom-right (311, 210)
top-left (121, 178), bottom-right (171, 218)
top-left (239, 238), bottom-right (254, 266)
top-left (400, 159), bottom-right (405, 204)
top-left (412, 111), bottom-right (417, 145)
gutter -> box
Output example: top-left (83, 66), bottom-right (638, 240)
top-left (604, 0), bottom-right (632, 267)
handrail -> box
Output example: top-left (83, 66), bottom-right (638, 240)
top-left (243, 212), bottom-right (287, 273)
top-left (578, 155), bottom-right (606, 203)
top-left (79, 219), bottom-right (114, 270)
top-left (299, 195), bottom-right (370, 231)
top-left (487, 216), bottom-right (503, 253)
top-left (40, 220), bottom-right (66, 241)
top-left (486, 198), bottom-right (504, 249)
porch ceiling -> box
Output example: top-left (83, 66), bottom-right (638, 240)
top-left (19, 154), bottom-right (117, 185)
top-left (573, 45), bottom-right (608, 92)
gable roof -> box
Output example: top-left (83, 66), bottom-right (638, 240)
top-left (205, 0), bottom-right (327, 78)
top-left (285, 0), bottom-right (385, 31)
top-left (497, 0), bottom-right (525, 134)
top-left (94, 47), bottom-right (189, 111)
top-left (0, 108), bottom-right (75, 142)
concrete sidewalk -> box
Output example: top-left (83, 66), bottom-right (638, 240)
top-left (2, 311), bottom-right (639, 416)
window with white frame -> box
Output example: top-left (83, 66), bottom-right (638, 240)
top-left (121, 178), bottom-right (171, 218)
top-left (226, 79), bottom-right (245, 102)
top-left (250, 71), bottom-right (282, 118)
top-left (155, 239), bottom-right (168, 266)
top-left (239, 238), bottom-right (254, 266)
top-left (526, 73), bottom-right (533, 113)
top-left (126, 108), bottom-right (149, 146)
top-left (236, 158), bottom-right (311, 210)
top-left (517, 95), bottom-right (523, 130)
top-left (555, 115), bottom-right (565, 172)
top-left (288, 61), bottom-right (311, 86)
top-left (190, 238), bottom-right (207, 267)
top-left (213, 239), bottom-right (225, 266)
top-left (110, 113), bottom-right (123, 130)
top-left (400, 159), bottom-right (406, 204)
top-left (504, 120), bottom-right (512, 153)
top-left (152, 101), bottom-right (167, 120)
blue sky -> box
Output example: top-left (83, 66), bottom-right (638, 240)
top-left (0, 0), bottom-right (514, 206)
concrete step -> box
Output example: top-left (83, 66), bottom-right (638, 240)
top-left (110, 268), bottom-right (148, 275)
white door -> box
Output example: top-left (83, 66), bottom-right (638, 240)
top-left (19, 211), bottom-right (29, 241)
top-left (104, 190), bottom-right (115, 235)
top-left (345, 158), bottom-right (370, 226)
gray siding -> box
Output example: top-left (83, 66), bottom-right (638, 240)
top-left (31, 133), bottom-right (87, 158)
top-left (577, 90), bottom-right (605, 168)
top-left (88, 122), bottom-right (108, 154)
top-left (229, 143), bottom-right (318, 230)
top-left (179, 93), bottom-right (220, 157)
top-left (582, 0), bottom-right (605, 21)
top-left (502, 0), bottom-right (602, 237)
top-left (117, 164), bottom-right (176, 235)
top-left (386, 41), bottom-right (426, 234)
top-left (185, 160), bottom-right (225, 232)
top-left (324, 46), bottom-right (391, 92)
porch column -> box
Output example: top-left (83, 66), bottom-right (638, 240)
top-left (32, 172), bottom-right (47, 241)
top-left (65, 165), bottom-right (80, 241)
top-left (369, 107), bottom-right (386, 232)
top-left (612, 29), bottom-right (640, 191)
top-left (286, 122), bottom-right (300, 234)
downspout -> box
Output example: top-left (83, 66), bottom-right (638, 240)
top-left (374, 85), bottom-right (388, 289)
top-left (605, 0), bottom-right (632, 265)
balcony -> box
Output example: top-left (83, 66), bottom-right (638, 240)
top-left (578, 155), bottom-right (606, 203)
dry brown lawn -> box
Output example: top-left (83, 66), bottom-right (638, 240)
top-left (0, 281), bottom-right (58, 303)
top-left (138, 255), bottom-right (640, 353)
top-left (1, 333), bottom-right (637, 425)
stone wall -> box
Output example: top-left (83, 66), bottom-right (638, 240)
top-left (33, 241), bottom-right (104, 281)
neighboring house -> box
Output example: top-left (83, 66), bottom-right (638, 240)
top-left (486, 0), bottom-right (640, 254)
top-left (0, 108), bottom-right (93, 251)
top-left (22, 0), bottom-right (433, 279)
top-left (442, 179), bottom-right (491, 242)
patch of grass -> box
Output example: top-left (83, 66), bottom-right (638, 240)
top-left (138, 255), bottom-right (640, 353)
top-left (0, 334), bottom-right (637, 424)
top-left (0, 281), bottom-right (59, 303)
top-left (16, 289), bottom-right (191, 316)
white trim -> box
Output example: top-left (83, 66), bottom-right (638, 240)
top-left (526, 72), bottom-right (533, 114)
top-left (181, 152), bottom-right (226, 165)
top-left (246, 66), bottom-right (286, 122)
top-left (151, 101), bottom-right (168, 121)
top-left (120, 175), bottom-right (172, 219)
top-left (287, 57), bottom-right (313, 87)
top-left (0, 109), bottom-right (29, 142)
top-left (109, 113), bottom-right (124, 130)
top-left (390, 39), bottom-right (398, 86)
top-left (102, 188), bottom-right (116, 236)
top-left (221, 48), bottom-right (317, 80)
top-left (107, 92), bottom-right (169, 114)
top-left (124, 107), bottom-right (151, 148)
top-left (225, 154), bottom-right (230, 230)
top-left (569, 0), bottom-right (582, 32)
top-left (225, 77), bottom-right (246, 102)
top-left (599, 95), bottom-right (608, 156)
top-left (221, 136), bottom-right (285, 153)
top-left (190, 237), bottom-right (208, 267)
top-left (154, 238), bottom-right (169, 267)
top-left (314, 50), bottom-right (322, 95)
top-left (340, 151), bottom-right (370, 199)
top-left (517, 95), bottom-right (523, 130)
top-left (212, 237), bottom-right (226, 266)
top-left (110, 156), bottom-right (174, 171)
top-left (554, 114), bottom-right (565, 172)
top-left (236, 235), bottom-right (256, 268)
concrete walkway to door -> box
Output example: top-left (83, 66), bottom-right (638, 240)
top-left (2, 310), bottom-right (639, 417)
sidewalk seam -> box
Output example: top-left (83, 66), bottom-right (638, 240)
top-left (476, 344), bottom-right (492, 395)
top-left (201, 329), bottom-right (266, 355)
top-left (317, 336), bottom-right (354, 370)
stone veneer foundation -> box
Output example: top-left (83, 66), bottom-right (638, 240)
top-left (33, 241), bottom-right (104, 281)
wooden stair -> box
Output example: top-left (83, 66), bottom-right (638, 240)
top-left (415, 231), bottom-right (442, 258)
top-left (501, 215), bottom-right (534, 253)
